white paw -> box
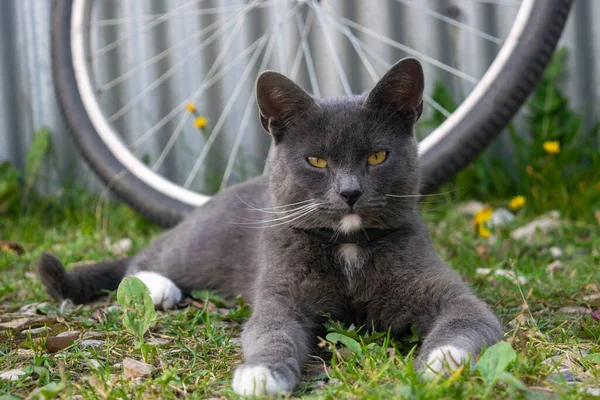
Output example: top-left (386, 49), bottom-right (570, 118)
top-left (232, 365), bottom-right (293, 396)
top-left (422, 345), bottom-right (470, 379)
top-left (132, 271), bottom-right (182, 309)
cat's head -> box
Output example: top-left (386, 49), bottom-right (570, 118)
top-left (256, 58), bottom-right (424, 231)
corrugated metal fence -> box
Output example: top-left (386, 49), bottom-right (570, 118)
top-left (0, 0), bottom-right (597, 194)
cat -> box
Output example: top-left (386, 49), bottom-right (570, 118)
top-left (38, 58), bottom-right (503, 396)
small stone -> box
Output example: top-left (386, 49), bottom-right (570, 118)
top-left (20, 326), bottom-right (51, 336)
top-left (475, 245), bottom-right (488, 258)
top-left (511, 212), bottom-right (561, 243)
top-left (17, 349), bottom-right (35, 358)
top-left (87, 359), bottom-right (102, 369)
top-left (111, 238), bottom-right (132, 255)
top-left (584, 387), bottom-right (600, 396)
top-left (57, 330), bottom-right (81, 337)
top-left (456, 200), bottom-right (486, 216)
top-left (83, 331), bottom-right (103, 339)
top-left (106, 305), bottom-right (120, 313)
top-left (490, 208), bottom-right (515, 227)
top-left (549, 247), bottom-right (563, 258)
top-left (123, 358), bottom-right (152, 379)
top-left (476, 268), bottom-right (492, 276)
top-left (59, 300), bottom-right (75, 316)
top-left (146, 337), bottom-right (170, 346)
top-left (547, 260), bottom-right (563, 274)
top-left (543, 354), bottom-right (587, 384)
top-left (18, 303), bottom-right (49, 316)
top-left (0, 317), bottom-right (33, 330)
top-left (557, 307), bottom-right (589, 315)
top-left (78, 339), bottom-right (104, 349)
top-left (47, 332), bottom-right (80, 353)
top-left (582, 294), bottom-right (600, 302)
top-left (0, 368), bottom-right (26, 381)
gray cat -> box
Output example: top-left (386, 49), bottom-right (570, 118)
top-left (38, 58), bottom-right (502, 396)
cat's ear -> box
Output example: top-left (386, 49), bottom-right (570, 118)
top-left (256, 71), bottom-right (316, 135)
top-left (364, 58), bottom-right (424, 121)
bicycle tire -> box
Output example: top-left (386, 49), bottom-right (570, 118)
top-left (419, 0), bottom-right (573, 193)
top-left (51, 0), bottom-right (573, 227)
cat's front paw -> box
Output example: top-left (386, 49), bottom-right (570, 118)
top-left (232, 364), bottom-right (294, 396)
top-left (421, 345), bottom-right (471, 379)
top-left (132, 271), bottom-right (182, 309)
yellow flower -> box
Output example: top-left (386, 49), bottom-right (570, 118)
top-left (474, 206), bottom-right (493, 225)
top-left (477, 224), bottom-right (491, 238)
top-left (193, 116), bottom-right (208, 129)
top-left (509, 195), bottom-right (526, 210)
top-left (543, 140), bottom-right (560, 154)
top-left (186, 103), bottom-right (197, 113)
top-left (474, 206), bottom-right (493, 238)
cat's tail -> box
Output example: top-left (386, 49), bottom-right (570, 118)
top-left (37, 252), bottom-right (131, 304)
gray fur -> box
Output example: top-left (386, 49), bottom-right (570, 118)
top-left (38, 58), bottom-right (502, 393)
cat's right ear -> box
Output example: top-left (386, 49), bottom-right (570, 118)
top-left (256, 71), bottom-right (316, 137)
top-left (364, 58), bottom-right (424, 122)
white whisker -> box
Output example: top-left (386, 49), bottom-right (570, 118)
top-left (385, 189), bottom-right (460, 198)
top-left (234, 191), bottom-right (315, 214)
top-left (239, 206), bottom-right (321, 229)
top-left (229, 204), bottom-right (322, 226)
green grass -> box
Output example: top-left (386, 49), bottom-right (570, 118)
top-left (1, 189), bottom-right (599, 399)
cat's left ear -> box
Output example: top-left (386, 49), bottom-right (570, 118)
top-left (256, 71), bottom-right (316, 136)
top-left (364, 58), bottom-right (424, 121)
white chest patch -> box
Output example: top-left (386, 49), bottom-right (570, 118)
top-left (338, 244), bottom-right (363, 290)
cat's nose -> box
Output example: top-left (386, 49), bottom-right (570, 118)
top-left (339, 189), bottom-right (362, 207)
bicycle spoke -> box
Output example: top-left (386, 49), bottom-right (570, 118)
top-left (99, 12), bottom-right (232, 92)
top-left (132, 37), bottom-right (264, 149)
top-left (91, 0), bottom-right (205, 59)
top-left (326, 21), bottom-right (452, 119)
top-left (294, 11), bottom-right (321, 97)
top-left (109, 1), bottom-right (259, 123)
top-left (151, 112), bottom-right (191, 172)
top-left (91, 4), bottom-right (258, 27)
top-left (310, 0), bottom-right (352, 95)
top-left (463, 0), bottom-right (521, 6)
top-left (395, 0), bottom-right (503, 44)
top-left (289, 9), bottom-right (314, 81)
top-left (333, 14), bottom-right (479, 84)
top-left (220, 28), bottom-right (279, 191)
top-left (319, 4), bottom-right (378, 84)
top-left (184, 5), bottom-right (301, 189)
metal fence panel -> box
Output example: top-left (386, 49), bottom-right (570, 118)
top-left (0, 0), bottom-right (596, 194)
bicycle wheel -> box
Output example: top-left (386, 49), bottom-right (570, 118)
top-left (52, 0), bottom-right (573, 227)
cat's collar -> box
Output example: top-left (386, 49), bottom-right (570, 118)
top-left (294, 227), bottom-right (398, 246)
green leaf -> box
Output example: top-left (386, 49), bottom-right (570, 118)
top-left (584, 353), bottom-right (600, 364)
top-left (117, 276), bottom-right (157, 346)
top-left (326, 332), bottom-right (362, 356)
top-left (0, 162), bottom-right (21, 213)
top-left (25, 128), bottom-right (51, 192)
top-left (28, 381), bottom-right (66, 399)
top-left (497, 372), bottom-right (527, 391)
top-left (475, 341), bottom-right (517, 386)
top-left (191, 289), bottom-right (227, 307)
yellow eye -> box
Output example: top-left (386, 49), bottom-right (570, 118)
top-left (307, 157), bottom-right (328, 168)
top-left (367, 151), bottom-right (387, 166)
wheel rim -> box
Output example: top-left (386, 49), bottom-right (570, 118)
top-left (71, 0), bottom-right (535, 207)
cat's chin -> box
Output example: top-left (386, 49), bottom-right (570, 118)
top-left (339, 214), bottom-right (362, 233)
